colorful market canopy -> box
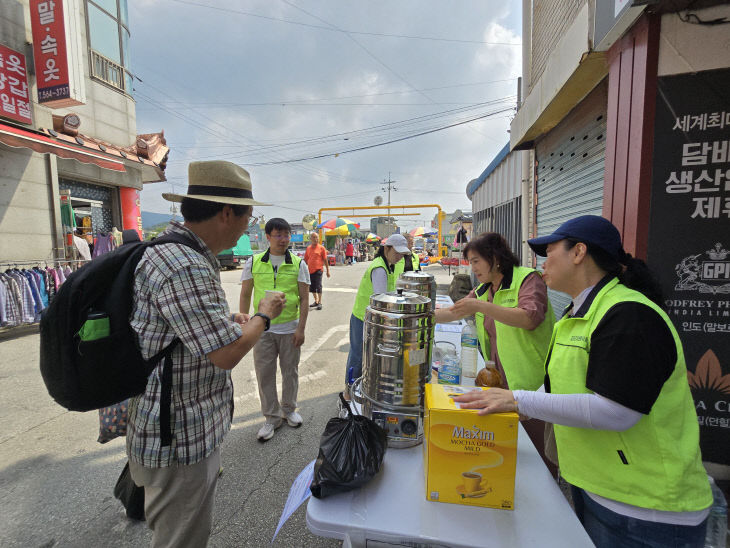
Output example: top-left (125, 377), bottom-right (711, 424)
top-left (365, 233), bottom-right (381, 242)
top-left (317, 217), bottom-right (360, 230)
top-left (325, 225), bottom-right (354, 236)
top-left (410, 226), bottom-right (437, 237)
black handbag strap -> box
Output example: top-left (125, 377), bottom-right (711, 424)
top-left (145, 341), bottom-right (179, 448)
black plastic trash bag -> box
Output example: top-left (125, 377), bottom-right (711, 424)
top-left (310, 394), bottom-right (388, 499)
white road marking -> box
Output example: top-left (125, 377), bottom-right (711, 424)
top-left (234, 368), bottom-right (328, 404)
top-left (300, 324), bottom-right (348, 365)
top-left (320, 287), bottom-right (358, 293)
top-left (234, 325), bottom-right (347, 405)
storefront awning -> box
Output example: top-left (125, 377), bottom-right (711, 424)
top-left (0, 122), bottom-right (127, 172)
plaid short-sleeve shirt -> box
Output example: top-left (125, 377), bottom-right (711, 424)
top-left (127, 221), bottom-right (242, 467)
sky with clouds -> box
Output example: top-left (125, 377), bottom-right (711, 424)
top-left (129, 0), bottom-right (522, 230)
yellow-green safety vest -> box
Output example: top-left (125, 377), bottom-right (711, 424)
top-left (251, 250), bottom-right (302, 325)
top-left (547, 277), bottom-right (711, 511)
top-left (394, 251), bottom-right (421, 278)
top-left (352, 256), bottom-right (397, 320)
top-left (474, 266), bottom-right (555, 390)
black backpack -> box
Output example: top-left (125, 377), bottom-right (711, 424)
top-left (40, 233), bottom-right (204, 445)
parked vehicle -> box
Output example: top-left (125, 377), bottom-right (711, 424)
top-left (218, 234), bottom-right (253, 269)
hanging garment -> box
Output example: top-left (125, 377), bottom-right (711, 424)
top-left (32, 268), bottom-right (49, 308)
top-left (64, 265), bottom-right (72, 279)
top-left (11, 271), bottom-right (36, 323)
top-left (22, 270), bottom-right (44, 321)
top-left (73, 235), bottom-right (92, 261)
top-left (1, 275), bottom-right (20, 326)
top-left (5, 272), bottom-right (32, 323)
top-left (111, 227), bottom-right (123, 248)
top-left (0, 278), bottom-right (7, 325)
top-left (46, 267), bottom-right (60, 298)
top-left (55, 266), bottom-right (66, 285)
top-left (60, 200), bottom-right (76, 229)
top-left (92, 233), bottom-right (114, 257)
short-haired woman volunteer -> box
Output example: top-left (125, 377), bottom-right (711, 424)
top-left (454, 216), bottom-right (712, 548)
top-left (344, 233), bottom-right (409, 396)
top-left (435, 232), bottom-right (554, 391)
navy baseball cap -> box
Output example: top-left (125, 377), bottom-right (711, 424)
top-left (527, 215), bottom-right (624, 260)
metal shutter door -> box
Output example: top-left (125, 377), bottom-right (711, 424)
top-left (535, 103), bottom-right (606, 318)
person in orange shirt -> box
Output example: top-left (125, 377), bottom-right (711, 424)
top-left (304, 232), bottom-right (330, 310)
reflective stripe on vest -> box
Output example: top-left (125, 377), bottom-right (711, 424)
top-left (251, 251), bottom-right (302, 324)
top-left (548, 277), bottom-right (711, 511)
top-left (352, 256), bottom-right (396, 321)
top-left (474, 266), bottom-right (554, 390)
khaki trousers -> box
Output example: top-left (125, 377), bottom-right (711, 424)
top-left (253, 331), bottom-right (300, 422)
top-left (129, 448), bottom-right (221, 548)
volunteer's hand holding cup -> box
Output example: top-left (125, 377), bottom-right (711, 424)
top-left (259, 290), bottom-right (286, 319)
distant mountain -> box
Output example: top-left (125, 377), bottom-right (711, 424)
top-left (142, 211), bottom-right (182, 229)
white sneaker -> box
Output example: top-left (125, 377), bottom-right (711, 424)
top-left (286, 411), bottom-right (303, 428)
top-left (257, 419), bottom-right (283, 441)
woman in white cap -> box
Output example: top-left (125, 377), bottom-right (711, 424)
top-left (343, 234), bottom-right (410, 400)
top-left (453, 215), bottom-right (712, 548)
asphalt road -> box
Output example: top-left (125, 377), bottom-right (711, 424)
top-left (0, 259), bottom-right (454, 548)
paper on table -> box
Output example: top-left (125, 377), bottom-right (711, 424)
top-left (435, 323), bottom-right (461, 333)
top-left (272, 459), bottom-right (315, 542)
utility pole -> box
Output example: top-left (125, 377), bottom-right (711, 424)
top-left (382, 173), bottom-right (396, 235)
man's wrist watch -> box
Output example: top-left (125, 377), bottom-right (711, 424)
top-left (253, 312), bottom-right (271, 331)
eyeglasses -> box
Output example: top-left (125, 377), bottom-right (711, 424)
top-left (269, 233), bottom-right (291, 240)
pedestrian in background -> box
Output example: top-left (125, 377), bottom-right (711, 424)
top-left (345, 240), bottom-right (355, 265)
top-left (128, 160), bottom-right (284, 548)
top-left (454, 216), bottom-right (712, 548)
top-left (304, 232), bottom-right (330, 310)
top-left (240, 218), bottom-right (310, 441)
top-left (394, 232), bottom-right (421, 277)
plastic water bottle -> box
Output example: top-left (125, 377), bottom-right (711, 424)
top-left (460, 319), bottom-right (479, 378)
top-left (705, 477), bottom-right (728, 548)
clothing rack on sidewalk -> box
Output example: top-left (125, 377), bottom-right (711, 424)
top-left (0, 259), bottom-right (85, 333)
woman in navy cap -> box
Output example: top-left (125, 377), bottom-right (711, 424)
top-left (454, 215), bottom-right (712, 548)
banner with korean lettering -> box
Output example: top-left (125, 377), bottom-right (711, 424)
top-left (0, 45), bottom-right (32, 124)
top-left (647, 68), bottom-right (730, 466)
top-left (30, 0), bottom-right (72, 105)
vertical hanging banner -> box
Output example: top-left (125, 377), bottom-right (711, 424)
top-left (647, 68), bottom-right (730, 466)
top-left (0, 45), bottom-right (32, 125)
top-left (29, 0), bottom-right (85, 107)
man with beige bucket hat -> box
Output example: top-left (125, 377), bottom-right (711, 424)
top-left (126, 160), bottom-right (284, 548)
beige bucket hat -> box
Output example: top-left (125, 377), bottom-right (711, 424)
top-left (162, 160), bottom-right (269, 206)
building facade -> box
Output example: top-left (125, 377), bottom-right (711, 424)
top-left (0, 0), bottom-right (167, 263)
top-left (513, 0), bottom-right (730, 472)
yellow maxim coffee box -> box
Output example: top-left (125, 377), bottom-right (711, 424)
top-left (423, 384), bottom-right (518, 510)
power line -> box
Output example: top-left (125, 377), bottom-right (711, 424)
top-left (246, 106), bottom-right (514, 166)
top-left (164, 96), bottom-right (516, 164)
top-left (278, 0), bottom-right (508, 147)
top-left (166, 0), bottom-right (521, 46)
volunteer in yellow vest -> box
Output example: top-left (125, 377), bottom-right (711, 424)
top-left (454, 216), bottom-right (712, 548)
top-left (394, 232), bottom-right (421, 276)
top-left (344, 233), bottom-right (409, 401)
top-left (434, 232), bottom-right (554, 391)
top-left (240, 218), bottom-right (311, 442)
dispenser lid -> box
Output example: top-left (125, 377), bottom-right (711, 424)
top-left (398, 271), bottom-right (435, 283)
top-left (369, 289), bottom-right (431, 314)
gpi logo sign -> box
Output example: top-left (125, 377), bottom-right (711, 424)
top-left (702, 262), bottom-right (730, 280)
top-left (675, 243), bottom-right (730, 294)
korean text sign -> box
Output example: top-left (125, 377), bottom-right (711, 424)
top-left (0, 45), bottom-right (32, 124)
top-left (647, 68), bottom-right (730, 466)
top-left (30, 0), bottom-right (71, 104)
